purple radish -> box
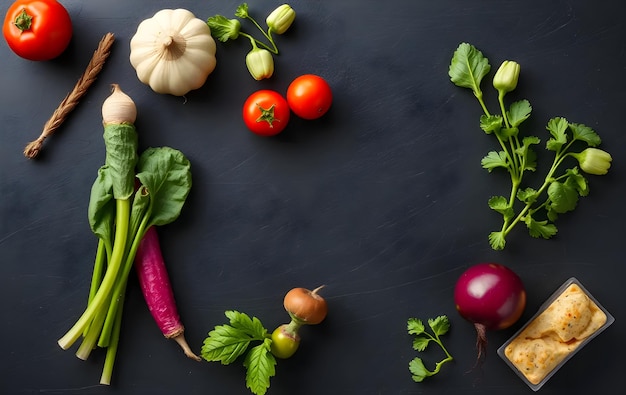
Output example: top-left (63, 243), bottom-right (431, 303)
top-left (135, 226), bottom-right (200, 361)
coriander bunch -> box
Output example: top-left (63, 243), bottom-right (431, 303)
top-left (449, 43), bottom-right (612, 250)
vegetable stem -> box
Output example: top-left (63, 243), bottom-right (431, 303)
top-left (58, 198), bottom-right (130, 350)
top-left (475, 91), bottom-right (490, 117)
top-left (499, 149), bottom-right (568, 238)
top-left (242, 13), bottom-right (278, 54)
top-left (98, 213), bottom-right (150, 347)
top-left (100, 289), bottom-right (125, 386)
top-left (240, 31), bottom-right (277, 54)
top-left (75, 297), bottom-right (109, 360)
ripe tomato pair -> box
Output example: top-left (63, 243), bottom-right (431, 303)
top-left (3, 0), bottom-right (73, 61)
top-left (242, 74), bottom-right (333, 136)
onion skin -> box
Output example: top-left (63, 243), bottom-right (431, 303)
top-left (283, 286), bottom-right (328, 325)
top-left (454, 263), bottom-right (526, 330)
top-left (454, 263), bottom-right (526, 364)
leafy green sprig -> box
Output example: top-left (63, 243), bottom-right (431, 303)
top-left (208, 4), bottom-right (279, 54)
top-left (201, 311), bottom-right (276, 395)
top-left (407, 316), bottom-right (453, 382)
top-left (449, 42), bottom-right (612, 250)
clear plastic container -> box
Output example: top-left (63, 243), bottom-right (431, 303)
top-left (497, 277), bottom-right (614, 391)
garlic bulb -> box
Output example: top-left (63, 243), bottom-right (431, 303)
top-left (130, 9), bottom-right (217, 96)
top-left (102, 84), bottom-right (137, 125)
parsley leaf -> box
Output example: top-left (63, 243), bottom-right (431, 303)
top-left (202, 322), bottom-right (255, 364)
top-left (244, 340), bottom-right (276, 395)
top-left (407, 316), bottom-right (453, 383)
top-left (201, 310), bottom-right (275, 395)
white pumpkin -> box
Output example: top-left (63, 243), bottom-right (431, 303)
top-left (130, 9), bottom-right (217, 96)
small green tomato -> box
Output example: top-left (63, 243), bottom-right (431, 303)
top-left (270, 324), bottom-right (300, 359)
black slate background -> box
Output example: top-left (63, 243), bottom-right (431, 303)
top-left (1, 0), bottom-right (625, 394)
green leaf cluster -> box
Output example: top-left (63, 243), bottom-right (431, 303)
top-left (407, 316), bottom-right (453, 382)
top-left (202, 311), bottom-right (276, 395)
top-left (58, 138), bottom-right (193, 384)
top-left (449, 42), bottom-right (609, 250)
top-left (207, 3), bottom-right (285, 55)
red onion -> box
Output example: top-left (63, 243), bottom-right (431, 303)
top-left (454, 263), bottom-right (526, 364)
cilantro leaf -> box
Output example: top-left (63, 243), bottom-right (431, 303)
top-left (244, 340), bottom-right (276, 395)
top-left (547, 180), bottom-right (579, 214)
top-left (516, 136), bottom-right (540, 171)
top-left (406, 316), bottom-right (453, 382)
top-left (481, 151), bottom-right (509, 172)
top-left (516, 187), bottom-right (538, 203)
top-left (569, 122), bottom-right (601, 147)
top-left (488, 196), bottom-right (514, 221)
top-left (524, 216), bottom-right (558, 239)
top-left (488, 231), bottom-right (506, 250)
top-left (412, 336), bottom-right (431, 352)
top-left (407, 318), bottom-right (425, 336)
top-left (495, 126), bottom-right (519, 141)
top-left (235, 3), bottom-right (250, 19)
top-left (449, 43), bottom-right (491, 95)
top-left (546, 117), bottom-right (569, 151)
top-left (480, 114), bottom-right (503, 134)
top-left (429, 316), bottom-right (450, 337)
top-left (564, 167), bottom-right (588, 197)
top-left (508, 100), bottom-right (532, 127)
top-left (409, 358), bottom-right (431, 382)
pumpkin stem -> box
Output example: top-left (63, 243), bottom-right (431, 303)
top-left (158, 34), bottom-right (185, 60)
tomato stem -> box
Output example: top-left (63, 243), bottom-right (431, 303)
top-left (255, 103), bottom-right (279, 126)
top-left (14, 9), bottom-right (33, 32)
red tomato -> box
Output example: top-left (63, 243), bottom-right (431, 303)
top-left (243, 90), bottom-right (290, 136)
top-left (3, 0), bottom-right (72, 61)
top-left (286, 74), bottom-right (333, 120)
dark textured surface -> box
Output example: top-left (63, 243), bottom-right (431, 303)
top-left (1, 1), bottom-right (625, 394)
